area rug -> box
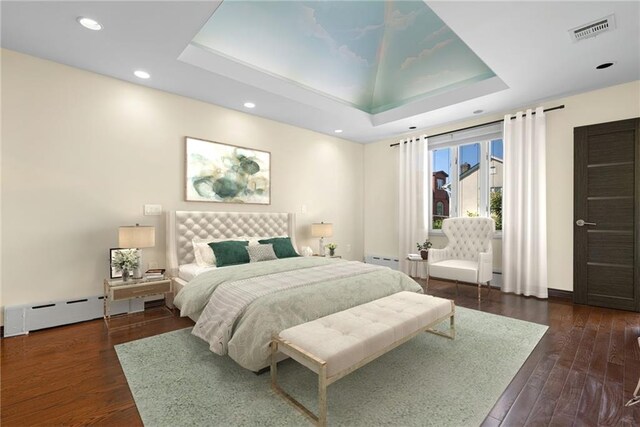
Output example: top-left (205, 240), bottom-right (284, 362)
top-left (115, 307), bottom-right (547, 426)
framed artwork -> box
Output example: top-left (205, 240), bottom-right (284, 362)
top-left (185, 137), bottom-right (271, 204)
top-left (109, 248), bottom-right (139, 279)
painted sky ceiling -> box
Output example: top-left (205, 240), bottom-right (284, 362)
top-left (192, 0), bottom-right (496, 114)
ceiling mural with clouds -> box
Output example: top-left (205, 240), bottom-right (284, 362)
top-left (192, 0), bottom-right (496, 114)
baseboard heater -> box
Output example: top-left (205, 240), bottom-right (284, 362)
top-left (3, 295), bottom-right (144, 337)
top-left (364, 254), bottom-right (400, 270)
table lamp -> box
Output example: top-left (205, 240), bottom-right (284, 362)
top-left (119, 224), bottom-right (155, 279)
top-left (311, 222), bottom-right (333, 256)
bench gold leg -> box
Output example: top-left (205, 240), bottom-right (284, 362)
top-left (450, 312), bottom-right (456, 339)
top-left (426, 313), bottom-right (456, 340)
top-left (270, 337), bottom-right (326, 426)
top-left (271, 341), bottom-right (278, 388)
top-left (318, 364), bottom-right (328, 427)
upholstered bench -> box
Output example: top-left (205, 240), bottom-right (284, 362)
top-left (270, 291), bottom-right (455, 426)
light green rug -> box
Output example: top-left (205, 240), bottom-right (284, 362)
top-left (115, 307), bottom-right (547, 426)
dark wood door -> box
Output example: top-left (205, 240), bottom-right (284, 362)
top-left (574, 118), bottom-right (640, 311)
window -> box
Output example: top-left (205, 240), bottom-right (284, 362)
top-left (489, 139), bottom-right (503, 230)
top-left (459, 142), bottom-right (481, 217)
top-left (431, 149), bottom-right (451, 229)
top-left (429, 138), bottom-right (503, 232)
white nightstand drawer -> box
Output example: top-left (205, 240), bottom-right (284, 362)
top-left (111, 281), bottom-right (171, 301)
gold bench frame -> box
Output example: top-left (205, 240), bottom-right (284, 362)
top-left (270, 301), bottom-right (455, 426)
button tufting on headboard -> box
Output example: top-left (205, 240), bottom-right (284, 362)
top-left (167, 211), bottom-right (296, 272)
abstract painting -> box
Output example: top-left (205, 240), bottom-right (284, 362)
top-left (185, 137), bottom-right (270, 204)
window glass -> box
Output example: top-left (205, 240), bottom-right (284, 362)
top-left (459, 143), bottom-right (481, 217)
top-left (432, 149), bottom-right (450, 229)
top-left (490, 139), bottom-right (503, 230)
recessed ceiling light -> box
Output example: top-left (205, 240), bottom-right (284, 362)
top-left (244, 102), bottom-right (256, 109)
top-left (134, 70), bottom-right (150, 79)
top-left (409, 126), bottom-right (417, 130)
top-left (596, 62), bottom-right (614, 70)
top-left (473, 109), bottom-right (484, 114)
top-left (77, 17), bottom-right (102, 31)
top-left (334, 129), bottom-right (343, 134)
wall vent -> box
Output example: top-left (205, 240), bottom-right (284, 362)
top-left (569, 14), bottom-right (615, 42)
top-left (3, 295), bottom-right (144, 337)
top-left (364, 254), bottom-right (399, 270)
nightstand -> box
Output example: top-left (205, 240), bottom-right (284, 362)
top-left (103, 277), bottom-right (173, 329)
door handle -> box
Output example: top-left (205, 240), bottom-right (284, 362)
top-left (576, 219), bottom-right (597, 227)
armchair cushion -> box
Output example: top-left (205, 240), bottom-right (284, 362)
top-left (429, 259), bottom-right (479, 284)
top-left (478, 251), bottom-right (493, 283)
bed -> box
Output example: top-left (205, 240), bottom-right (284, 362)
top-left (167, 211), bottom-right (423, 372)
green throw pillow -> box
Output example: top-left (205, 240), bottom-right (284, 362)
top-left (258, 237), bottom-right (299, 259)
top-left (209, 240), bottom-right (250, 267)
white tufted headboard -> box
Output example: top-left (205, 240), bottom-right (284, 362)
top-left (166, 211), bottom-right (297, 274)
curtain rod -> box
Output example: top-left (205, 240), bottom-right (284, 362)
top-left (389, 105), bottom-right (565, 147)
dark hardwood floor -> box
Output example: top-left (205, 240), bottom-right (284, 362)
top-left (2, 281), bottom-right (639, 426)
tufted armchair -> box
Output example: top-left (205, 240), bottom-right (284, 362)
top-left (428, 217), bottom-right (495, 301)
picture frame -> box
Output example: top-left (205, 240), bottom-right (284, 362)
top-left (185, 136), bottom-right (271, 205)
top-left (109, 248), bottom-right (139, 279)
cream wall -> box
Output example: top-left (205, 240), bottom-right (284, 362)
top-left (364, 80), bottom-right (640, 291)
top-left (1, 49), bottom-right (365, 320)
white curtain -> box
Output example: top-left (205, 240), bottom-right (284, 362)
top-left (503, 107), bottom-right (548, 298)
top-left (398, 136), bottom-right (429, 278)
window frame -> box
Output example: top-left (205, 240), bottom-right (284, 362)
top-left (428, 137), bottom-right (503, 238)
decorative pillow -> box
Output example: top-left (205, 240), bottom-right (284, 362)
top-left (258, 237), bottom-right (299, 259)
top-left (246, 244), bottom-right (278, 263)
top-left (192, 238), bottom-right (217, 267)
top-left (209, 240), bottom-right (250, 267)
top-left (248, 235), bottom-right (287, 246)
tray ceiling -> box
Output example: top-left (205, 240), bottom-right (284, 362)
top-left (190, 0), bottom-right (496, 114)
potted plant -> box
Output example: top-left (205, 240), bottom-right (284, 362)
top-left (112, 249), bottom-right (140, 281)
top-left (416, 239), bottom-right (433, 260)
top-left (325, 243), bottom-right (337, 257)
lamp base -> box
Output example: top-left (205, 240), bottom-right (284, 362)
top-left (133, 251), bottom-right (144, 279)
top-left (318, 237), bottom-right (324, 257)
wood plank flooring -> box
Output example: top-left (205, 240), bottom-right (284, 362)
top-left (1, 281), bottom-right (639, 426)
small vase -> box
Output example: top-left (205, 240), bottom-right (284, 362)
top-left (329, 249), bottom-right (335, 257)
top-left (420, 250), bottom-right (428, 260)
top-left (121, 269), bottom-right (130, 281)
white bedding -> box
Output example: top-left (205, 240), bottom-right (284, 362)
top-left (178, 263), bottom-right (217, 282)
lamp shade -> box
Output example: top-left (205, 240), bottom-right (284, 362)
top-left (311, 222), bottom-right (333, 238)
top-left (118, 225), bottom-right (155, 248)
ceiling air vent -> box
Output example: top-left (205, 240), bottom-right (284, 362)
top-left (569, 14), bottom-right (616, 42)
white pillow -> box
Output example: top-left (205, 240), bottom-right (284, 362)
top-left (192, 238), bottom-right (217, 267)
